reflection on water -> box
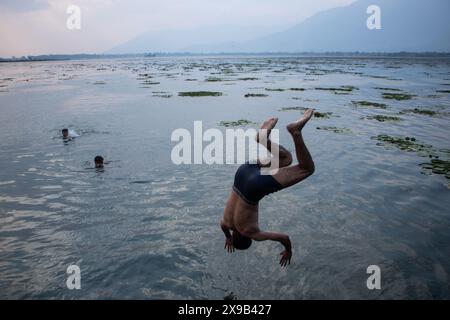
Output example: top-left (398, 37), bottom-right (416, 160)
top-left (0, 56), bottom-right (449, 299)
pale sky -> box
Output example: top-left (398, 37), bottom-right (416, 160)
top-left (0, 0), bottom-right (356, 57)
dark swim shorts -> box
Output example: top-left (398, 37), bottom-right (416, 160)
top-left (232, 163), bottom-right (284, 205)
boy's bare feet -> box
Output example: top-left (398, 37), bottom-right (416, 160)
top-left (287, 109), bottom-right (314, 134)
top-left (256, 117), bottom-right (278, 142)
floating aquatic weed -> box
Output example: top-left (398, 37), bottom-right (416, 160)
top-left (179, 91), bottom-right (223, 97)
top-left (366, 115), bottom-right (402, 122)
top-left (219, 119), bottom-right (255, 127)
top-left (399, 108), bottom-right (438, 116)
top-left (372, 135), bottom-right (434, 154)
top-left (289, 88), bottom-right (305, 91)
top-left (205, 77), bottom-right (223, 82)
top-left (265, 88), bottom-right (285, 92)
top-left (137, 74), bottom-right (153, 80)
top-left (374, 87), bottom-right (403, 92)
top-left (141, 80), bottom-right (160, 85)
top-left (238, 77), bottom-right (259, 81)
top-left (315, 85), bottom-right (358, 94)
top-left (279, 106), bottom-right (308, 112)
top-left (382, 92), bottom-right (415, 101)
top-left (352, 101), bottom-right (387, 109)
top-left (152, 93), bottom-right (172, 98)
top-left (420, 159), bottom-right (450, 180)
top-left (244, 93), bottom-right (268, 98)
top-left (314, 111), bottom-right (333, 118)
top-left (366, 75), bottom-right (390, 79)
top-left (316, 126), bottom-right (352, 134)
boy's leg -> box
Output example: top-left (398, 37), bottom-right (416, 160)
top-left (256, 117), bottom-right (293, 168)
top-left (273, 109), bottom-right (315, 188)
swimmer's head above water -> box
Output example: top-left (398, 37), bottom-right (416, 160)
top-left (95, 156), bottom-right (104, 168)
top-left (62, 128), bottom-right (69, 139)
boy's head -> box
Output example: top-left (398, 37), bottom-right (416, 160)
top-left (94, 156), bottom-right (104, 168)
top-left (232, 230), bottom-right (252, 250)
top-left (62, 128), bottom-right (69, 138)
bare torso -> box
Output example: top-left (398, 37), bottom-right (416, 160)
top-left (221, 190), bottom-right (260, 234)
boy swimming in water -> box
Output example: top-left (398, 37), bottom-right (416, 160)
top-left (62, 128), bottom-right (71, 140)
top-left (95, 156), bottom-right (105, 169)
top-left (220, 109), bottom-right (315, 267)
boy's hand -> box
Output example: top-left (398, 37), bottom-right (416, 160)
top-left (279, 250), bottom-right (292, 267)
top-left (224, 237), bottom-right (234, 253)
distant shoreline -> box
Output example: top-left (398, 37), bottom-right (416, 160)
top-left (1, 52), bottom-right (450, 63)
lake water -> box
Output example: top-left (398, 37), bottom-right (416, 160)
top-left (0, 56), bottom-right (449, 299)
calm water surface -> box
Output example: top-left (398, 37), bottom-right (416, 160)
top-left (0, 56), bottom-right (449, 299)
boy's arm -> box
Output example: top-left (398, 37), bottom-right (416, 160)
top-left (220, 220), bottom-right (234, 253)
top-left (245, 230), bottom-right (292, 267)
top-left (220, 220), bottom-right (232, 239)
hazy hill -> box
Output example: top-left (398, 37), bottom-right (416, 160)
top-left (108, 0), bottom-right (450, 53)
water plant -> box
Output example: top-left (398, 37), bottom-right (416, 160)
top-left (315, 85), bottom-right (358, 93)
top-left (278, 106), bottom-right (308, 112)
top-left (420, 159), bottom-right (450, 180)
top-left (382, 92), bottom-right (415, 100)
top-left (352, 101), bottom-right (387, 109)
top-left (399, 108), bottom-right (438, 116)
top-left (314, 111), bottom-right (333, 118)
top-left (265, 88), bottom-right (285, 92)
top-left (219, 119), bottom-right (255, 127)
top-left (179, 91), bottom-right (223, 97)
top-left (372, 135), bottom-right (433, 153)
top-left (245, 93), bottom-right (268, 98)
top-left (316, 126), bottom-right (351, 134)
top-left (366, 115), bottom-right (402, 122)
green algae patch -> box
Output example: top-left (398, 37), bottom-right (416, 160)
top-left (153, 93), bottom-right (173, 98)
top-left (179, 91), bottom-right (223, 97)
top-left (316, 126), bottom-right (352, 134)
top-left (141, 80), bottom-right (160, 85)
top-left (315, 85), bottom-right (358, 93)
top-left (205, 77), bottom-right (223, 82)
top-left (374, 87), bottom-right (403, 92)
top-left (245, 93), bottom-right (268, 98)
top-left (366, 115), bottom-right (402, 122)
top-left (372, 135), bottom-right (433, 153)
top-left (420, 159), bottom-right (450, 180)
top-left (279, 106), bottom-right (308, 112)
top-left (399, 108), bottom-right (438, 116)
top-left (219, 119), bottom-right (255, 128)
top-left (265, 88), bottom-right (285, 92)
top-left (314, 111), bottom-right (333, 119)
top-left (382, 92), bottom-right (415, 101)
top-left (352, 101), bottom-right (387, 109)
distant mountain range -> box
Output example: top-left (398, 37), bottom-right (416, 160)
top-left (107, 0), bottom-right (450, 54)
